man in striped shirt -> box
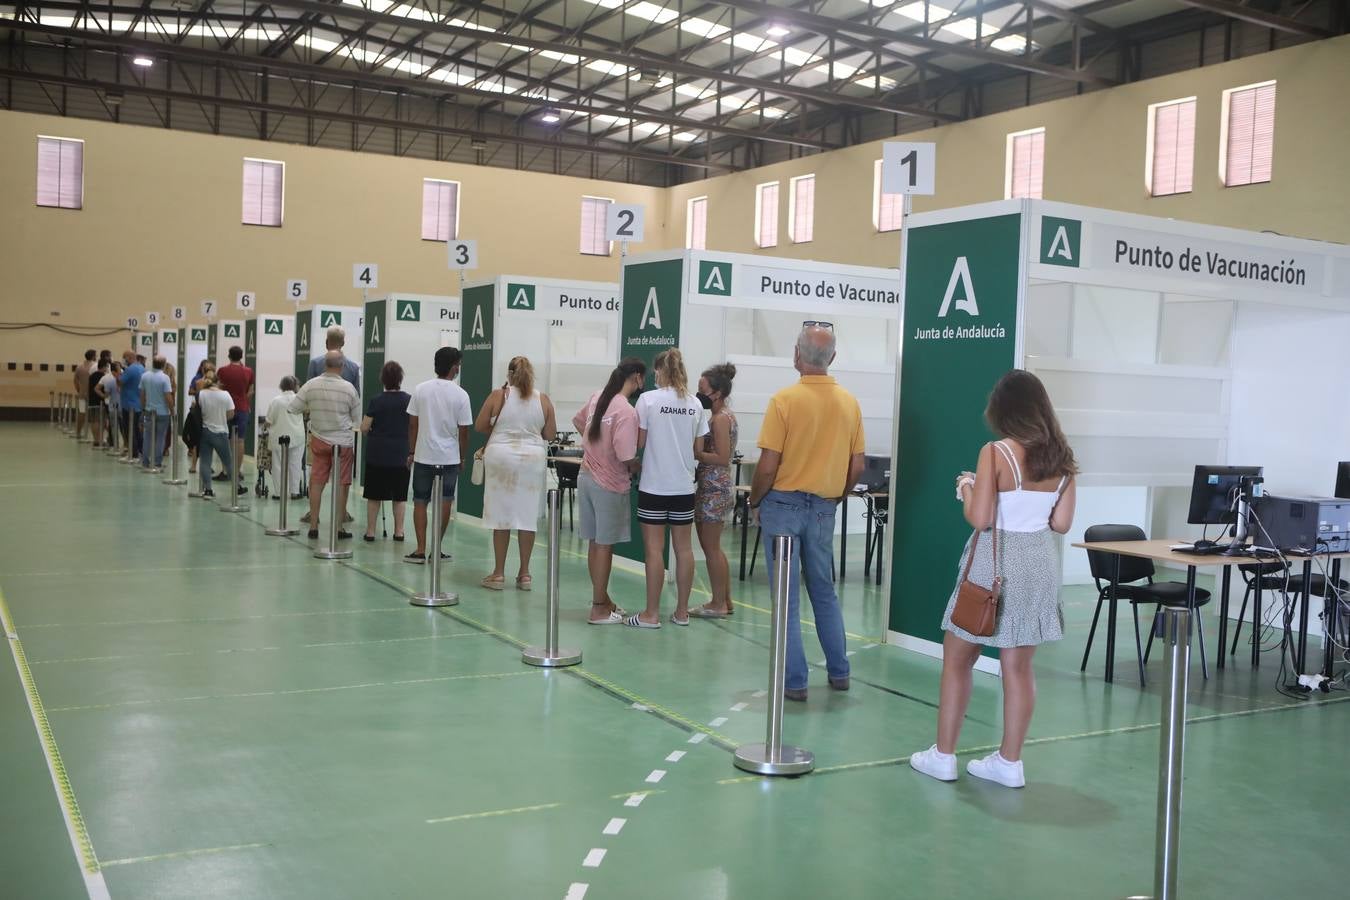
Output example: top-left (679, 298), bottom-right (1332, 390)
top-left (290, 351), bottom-right (362, 540)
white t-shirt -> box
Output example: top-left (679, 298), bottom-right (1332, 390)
top-left (407, 377), bottom-right (474, 465)
top-left (636, 387), bottom-right (709, 496)
top-left (198, 388), bottom-right (235, 434)
top-left (98, 373), bottom-right (118, 405)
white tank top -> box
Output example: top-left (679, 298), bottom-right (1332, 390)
top-left (992, 441), bottom-right (1067, 533)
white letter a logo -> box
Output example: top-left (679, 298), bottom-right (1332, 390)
top-left (702, 267), bottom-right (725, 293)
top-left (937, 256), bottom-right (979, 318)
top-left (639, 288), bottom-right (662, 330)
top-left (1047, 226), bottom-right (1074, 261)
top-left (470, 305), bottom-right (486, 339)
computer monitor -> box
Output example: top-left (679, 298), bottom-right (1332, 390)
top-left (1336, 461), bottom-right (1350, 500)
top-left (1187, 465), bottom-right (1264, 525)
top-left (857, 455), bottom-right (891, 493)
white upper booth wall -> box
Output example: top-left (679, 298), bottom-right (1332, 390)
top-left (362, 293), bottom-right (461, 397)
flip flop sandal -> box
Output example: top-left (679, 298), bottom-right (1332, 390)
top-left (690, 606), bottom-right (731, 619)
top-left (670, 614), bottom-right (690, 627)
top-left (588, 610), bottom-right (624, 625)
top-left (481, 576), bottom-right (506, 591)
top-left (516, 576), bottom-right (533, 591)
top-left (623, 615), bottom-right (661, 629)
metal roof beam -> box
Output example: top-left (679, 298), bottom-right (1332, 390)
top-left (1169, 0), bottom-right (1330, 37)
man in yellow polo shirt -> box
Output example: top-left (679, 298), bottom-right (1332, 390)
top-left (749, 322), bottom-right (865, 701)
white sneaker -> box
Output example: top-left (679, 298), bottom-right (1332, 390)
top-left (966, 751), bottom-right (1025, 788)
top-left (909, 745), bottom-right (958, 782)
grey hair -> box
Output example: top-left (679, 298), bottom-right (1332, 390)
top-left (326, 325), bottom-right (345, 348)
top-left (796, 328), bottom-right (836, 369)
top-left (324, 350), bottom-right (345, 370)
top-left (280, 375), bottom-right (298, 392)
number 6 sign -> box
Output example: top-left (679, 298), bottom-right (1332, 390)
top-left (236, 291), bottom-right (255, 312)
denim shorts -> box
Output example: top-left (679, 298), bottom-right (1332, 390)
top-left (230, 410), bottom-right (249, 438)
top-left (412, 462), bottom-right (460, 503)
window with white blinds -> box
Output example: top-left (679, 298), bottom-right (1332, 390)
top-left (1005, 128), bottom-right (1045, 199)
top-left (1148, 98), bottom-right (1196, 197)
top-left (36, 136), bottom-right (84, 210)
top-left (873, 159), bottom-right (903, 232)
top-left (788, 174), bottom-right (815, 244)
top-left (241, 158), bottom-right (284, 227)
top-left (686, 196), bottom-right (707, 250)
top-left (1222, 81), bottom-right (1276, 187)
top-left (580, 196), bottom-right (612, 255)
top-left (755, 181), bottom-right (779, 249)
top-left (421, 179), bottom-right (460, 241)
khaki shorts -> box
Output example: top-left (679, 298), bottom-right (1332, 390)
top-left (77, 398), bottom-right (88, 414)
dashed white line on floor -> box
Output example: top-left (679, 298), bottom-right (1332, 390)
top-left (631, 702), bottom-right (649, 711)
top-left (582, 848), bottom-right (607, 868)
top-left (665, 750), bottom-right (686, 763)
top-left (730, 702), bottom-right (748, 712)
top-left (709, 716), bottom-right (728, 727)
top-left (687, 732), bottom-right (707, 745)
top-left (624, 793), bottom-right (647, 808)
top-left (564, 884), bottom-right (589, 900)
top-left (602, 818), bottom-right (626, 836)
top-left (752, 690), bottom-right (767, 698)
top-left (645, 769), bottom-right (666, 784)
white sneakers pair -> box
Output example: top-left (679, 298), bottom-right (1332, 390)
top-left (909, 745), bottom-right (1026, 788)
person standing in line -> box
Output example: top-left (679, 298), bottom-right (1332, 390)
top-left (99, 361), bottom-right (121, 448)
top-left (624, 348), bottom-right (709, 629)
top-left (359, 362), bottom-right (411, 542)
top-left (475, 356), bottom-right (556, 590)
top-left (572, 359), bottom-right (645, 624)
top-left (749, 323), bottom-right (865, 700)
top-left (216, 346), bottom-right (255, 487)
top-left (910, 370), bottom-right (1078, 789)
top-left (119, 350), bottom-right (145, 459)
top-left (404, 347), bottom-right (472, 564)
top-left (73, 349), bottom-right (96, 440)
top-left (88, 358), bottom-right (109, 448)
top-left (290, 351), bottom-right (361, 541)
top-left (187, 360), bottom-right (215, 474)
top-left (162, 358), bottom-right (178, 457)
top-left (265, 375), bottom-right (306, 502)
top-left (691, 363), bottom-right (739, 619)
top-left (138, 356), bottom-right (175, 469)
top-left (307, 325), bottom-right (361, 391)
top-left (194, 375), bottom-right (235, 501)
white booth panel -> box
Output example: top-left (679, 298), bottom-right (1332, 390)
top-left (1068, 285), bottom-right (1162, 365)
top-left (1159, 295), bottom-right (1233, 367)
top-left (1064, 486), bottom-right (1151, 584)
top-left (1072, 435), bottom-right (1222, 484)
top-left (1036, 367), bottom-right (1227, 417)
top-left (1024, 281), bottom-right (1074, 358)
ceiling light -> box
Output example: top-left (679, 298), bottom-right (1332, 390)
top-left (766, 24), bottom-right (791, 37)
top-left (470, 138), bottom-right (488, 151)
top-left (132, 56), bottom-right (154, 67)
top-left (540, 111), bottom-right (561, 124)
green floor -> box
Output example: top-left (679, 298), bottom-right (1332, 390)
top-left (2, 423), bottom-right (1346, 900)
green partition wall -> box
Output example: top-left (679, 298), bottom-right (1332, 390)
top-left (456, 284), bottom-right (494, 518)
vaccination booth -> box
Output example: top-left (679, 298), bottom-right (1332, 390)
top-left (294, 304), bottom-right (364, 385)
top-left (615, 249), bottom-right (902, 565)
top-left (245, 314), bottom-right (294, 458)
top-left (362, 293), bottom-right (460, 400)
top-left (456, 275), bottom-right (620, 521)
top-left (211, 319), bottom-right (245, 367)
top-left (887, 199), bottom-right (1350, 670)
top-left (181, 325), bottom-right (209, 421)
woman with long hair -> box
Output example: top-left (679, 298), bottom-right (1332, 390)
top-left (910, 369), bottom-right (1077, 788)
top-left (573, 358), bottom-right (646, 624)
top-left (187, 360), bottom-right (214, 474)
top-left (359, 361), bottom-right (411, 542)
top-left (625, 348), bottom-right (709, 628)
top-left (476, 356), bottom-right (556, 590)
top-left (690, 363), bottom-right (738, 619)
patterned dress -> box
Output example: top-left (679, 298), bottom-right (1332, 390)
top-left (695, 411), bottom-right (738, 523)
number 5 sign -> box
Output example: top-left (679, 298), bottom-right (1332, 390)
top-left (287, 279), bottom-right (308, 303)
top-left (605, 204), bottom-right (644, 244)
top-left (882, 142), bottom-right (936, 196)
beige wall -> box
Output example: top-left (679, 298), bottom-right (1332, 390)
top-left (4, 34), bottom-right (1348, 407)
top-left (665, 34), bottom-right (1350, 267)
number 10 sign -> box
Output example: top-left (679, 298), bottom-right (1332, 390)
top-left (881, 142), bottom-right (936, 196)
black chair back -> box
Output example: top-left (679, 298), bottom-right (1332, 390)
top-left (552, 446), bottom-right (583, 489)
top-left (1084, 524), bottom-right (1155, 585)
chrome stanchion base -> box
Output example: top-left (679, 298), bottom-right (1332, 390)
top-left (315, 548), bottom-right (354, 560)
top-left (410, 591), bottom-right (458, 607)
top-left (138, 465), bottom-right (161, 474)
top-left (118, 456), bottom-right (139, 465)
top-left (732, 743), bottom-right (814, 776)
top-left (220, 500), bottom-right (251, 513)
top-left (265, 526), bottom-right (300, 536)
top-left (522, 646), bottom-right (581, 667)
top-left (187, 489), bottom-right (204, 498)
top-left (163, 476), bottom-right (187, 485)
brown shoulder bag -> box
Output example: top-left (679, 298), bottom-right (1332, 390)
top-left (950, 449), bottom-right (1002, 637)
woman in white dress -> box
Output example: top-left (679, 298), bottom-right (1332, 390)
top-left (475, 356), bottom-right (557, 590)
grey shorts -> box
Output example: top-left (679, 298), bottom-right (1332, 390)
top-left (578, 469), bottom-right (630, 546)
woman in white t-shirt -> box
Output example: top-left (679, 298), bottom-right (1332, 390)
top-left (625, 348), bottom-right (709, 628)
top-left (195, 376), bottom-right (236, 501)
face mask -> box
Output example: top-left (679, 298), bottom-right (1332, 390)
top-left (696, 392), bottom-right (713, 410)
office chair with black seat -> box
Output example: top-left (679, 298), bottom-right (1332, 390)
top-left (1229, 562), bottom-right (1349, 657)
top-left (549, 445), bottom-right (584, 530)
top-left (1080, 524), bottom-right (1213, 686)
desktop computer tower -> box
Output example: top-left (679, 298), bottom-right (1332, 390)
top-left (1252, 495), bottom-right (1350, 554)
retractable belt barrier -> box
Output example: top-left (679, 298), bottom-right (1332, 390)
top-left (522, 489), bottom-right (581, 667)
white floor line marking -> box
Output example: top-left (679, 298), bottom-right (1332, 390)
top-left (100, 841), bottom-right (271, 868)
top-left (846, 650), bottom-right (857, 657)
top-left (582, 848), bottom-right (607, 868)
top-left (686, 732), bottom-right (707, 745)
top-left (709, 716), bottom-right (728, 727)
top-left (0, 562), bottom-right (306, 578)
top-left (20, 606), bottom-right (410, 629)
top-left (602, 818), bottom-right (626, 836)
top-left (729, 702), bottom-right (748, 712)
top-left (751, 690), bottom-right (767, 698)
top-left (630, 702), bottom-right (649, 711)
top-left (645, 769), bottom-right (666, 784)
top-left (624, 793), bottom-right (646, 808)
top-left (665, 750), bottom-right (686, 763)
top-left (564, 883), bottom-right (589, 900)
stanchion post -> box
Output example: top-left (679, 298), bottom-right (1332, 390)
top-left (266, 437), bottom-right (299, 536)
top-left (314, 443), bottom-right (352, 559)
top-left (522, 489), bottom-right (580, 666)
top-left (410, 468), bottom-right (456, 604)
top-left (163, 413), bottom-right (186, 485)
top-left (219, 434), bottom-right (250, 513)
top-left (50, 392), bottom-right (56, 428)
top-left (733, 534), bottom-right (814, 776)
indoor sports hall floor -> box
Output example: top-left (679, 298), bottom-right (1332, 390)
top-left (2, 423), bottom-right (1346, 900)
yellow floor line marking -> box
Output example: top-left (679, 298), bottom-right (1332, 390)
top-left (426, 802), bottom-right (563, 825)
top-left (1, 562), bottom-right (309, 578)
top-left (609, 789), bottom-right (666, 800)
top-left (20, 606), bottom-right (411, 629)
top-left (0, 587), bottom-right (109, 898)
top-left (100, 841), bottom-right (272, 868)
top-left (48, 670), bottom-right (536, 713)
top-left (28, 631), bottom-right (489, 665)
top-left (715, 693), bottom-right (1350, 785)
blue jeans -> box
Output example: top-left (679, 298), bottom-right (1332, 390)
top-left (759, 490), bottom-right (850, 691)
top-left (198, 430), bottom-right (232, 493)
top-left (141, 412), bottom-right (171, 467)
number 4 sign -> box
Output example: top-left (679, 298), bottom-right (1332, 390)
top-left (882, 142), bottom-right (936, 196)
top-left (353, 264), bottom-right (379, 289)
top-left (605, 204), bottom-right (645, 244)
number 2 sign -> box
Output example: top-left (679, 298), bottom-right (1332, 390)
top-left (605, 204), bottom-right (645, 244)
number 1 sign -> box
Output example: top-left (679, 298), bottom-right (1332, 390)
top-left (882, 142), bottom-right (936, 196)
